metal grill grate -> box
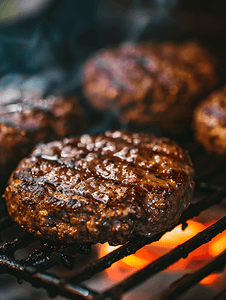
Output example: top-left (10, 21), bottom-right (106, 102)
top-left (1, 133), bottom-right (226, 300)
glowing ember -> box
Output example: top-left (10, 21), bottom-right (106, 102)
top-left (99, 219), bottom-right (225, 285)
top-left (209, 230), bottom-right (226, 257)
top-left (200, 273), bottom-right (221, 285)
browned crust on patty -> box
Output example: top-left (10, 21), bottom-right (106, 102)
top-left (193, 85), bottom-right (226, 155)
top-left (83, 41), bottom-right (219, 133)
top-left (0, 89), bottom-right (86, 176)
top-left (4, 130), bottom-right (195, 245)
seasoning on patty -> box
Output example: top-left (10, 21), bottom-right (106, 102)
top-left (4, 130), bottom-right (195, 245)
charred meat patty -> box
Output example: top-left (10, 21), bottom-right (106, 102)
top-left (4, 130), bottom-right (195, 245)
top-left (83, 41), bottom-right (219, 133)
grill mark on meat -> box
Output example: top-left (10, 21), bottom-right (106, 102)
top-left (61, 133), bottom-right (191, 164)
top-left (14, 166), bottom-right (145, 207)
top-left (31, 133), bottom-right (192, 171)
top-left (31, 132), bottom-right (191, 188)
top-left (13, 132), bottom-right (190, 208)
top-left (33, 131), bottom-right (191, 165)
top-left (93, 134), bottom-right (189, 163)
top-left (34, 139), bottom-right (189, 185)
top-left (14, 157), bottom-right (178, 203)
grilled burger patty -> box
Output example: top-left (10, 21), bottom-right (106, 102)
top-left (4, 131), bottom-right (195, 245)
top-left (0, 88), bottom-right (86, 179)
top-left (193, 85), bottom-right (226, 155)
top-left (83, 41), bottom-right (219, 133)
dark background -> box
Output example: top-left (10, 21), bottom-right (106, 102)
top-left (1, 0), bottom-right (226, 95)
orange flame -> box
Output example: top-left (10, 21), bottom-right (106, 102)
top-left (99, 220), bottom-right (225, 285)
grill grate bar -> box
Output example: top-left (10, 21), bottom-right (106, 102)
top-left (32, 272), bottom-right (99, 300)
top-left (0, 183), bottom-right (225, 299)
top-left (65, 187), bottom-right (226, 284)
top-left (70, 235), bottom-right (159, 284)
top-left (149, 250), bottom-right (226, 300)
top-left (178, 187), bottom-right (226, 222)
top-left (20, 241), bottom-right (91, 271)
top-left (0, 233), bottom-right (36, 257)
top-left (100, 216), bottom-right (226, 300)
top-left (0, 255), bottom-right (99, 300)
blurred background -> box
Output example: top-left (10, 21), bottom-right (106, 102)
top-left (0, 0), bottom-right (226, 96)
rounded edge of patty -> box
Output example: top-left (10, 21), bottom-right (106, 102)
top-left (193, 85), bottom-right (226, 155)
top-left (4, 130), bottom-right (195, 245)
top-left (0, 89), bottom-right (86, 178)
